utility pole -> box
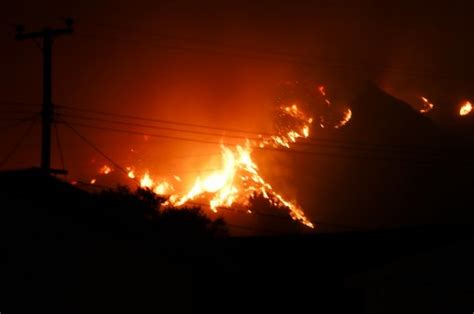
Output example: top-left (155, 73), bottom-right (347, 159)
top-left (15, 19), bottom-right (73, 174)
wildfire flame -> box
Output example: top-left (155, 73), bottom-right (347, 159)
top-left (258, 104), bottom-right (313, 148)
top-left (88, 105), bottom-right (315, 228)
top-left (154, 181), bottom-right (174, 196)
top-left (85, 83), bottom-right (355, 230)
top-left (126, 167), bottom-right (136, 179)
top-left (166, 141), bottom-right (314, 227)
top-left (124, 123), bottom-right (315, 228)
top-left (99, 165), bottom-right (112, 175)
top-left (334, 108), bottom-right (352, 129)
top-left (149, 104), bottom-right (316, 227)
top-left (140, 171), bottom-right (154, 189)
top-left (459, 101), bottom-right (472, 116)
top-left (317, 85), bottom-right (332, 106)
top-left (420, 97), bottom-right (434, 114)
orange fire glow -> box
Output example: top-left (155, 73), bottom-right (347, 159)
top-left (140, 171), bottom-right (154, 189)
top-left (162, 141), bottom-right (314, 227)
top-left (335, 108), bottom-right (352, 129)
top-left (99, 165), bottom-right (112, 175)
top-left (126, 167), bottom-right (136, 179)
top-left (87, 104), bottom-right (315, 228)
top-left (459, 101), bottom-right (472, 116)
top-left (125, 137), bottom-right (314, 227)
top-left (316, 86), bottom-right (352, 129)
top-left (86, 86), bottom-right (354, 230)
top-left (317, 85), bottom-right (331, 106)
top-left (420, 97), bottom-right (434, 114)
top-left (258, 104), bottom-right (313, 149)
top-left (154, 181), bottom-right (174, 196)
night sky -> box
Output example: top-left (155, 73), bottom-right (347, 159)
top-left (1, 1), bottom-right (474, 232)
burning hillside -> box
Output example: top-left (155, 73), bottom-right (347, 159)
top-left (83, 82), bottom-right (353, 229)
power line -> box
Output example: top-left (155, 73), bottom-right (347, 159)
top-left (54, 123), bottom-right (66, 170)
top-left (0, 100), bottom-right (39, 108)
top-left (57, 103), bottom-right (474, 154)
top-left (59, 111), bottom-right (468, 156)
top-left (62, 120), bottom-right (139, 186)
top-left (57, 104), bottom-right (267, 136)
top-left (57, 120), bottom-right (425, 162)
top-left (59, 119), bottom-right (236, 146)
top-left (0, 108), bottom-right (38, 114)
top-left (81, 20), bottom-right (321, 61)
top-left (75, 30), bottom-right (387, 79)
top-left (0, 110), bottom-right (40, 121)
top-left (77, 31), bottom-right (317, 68)
top-left (76, 27), bottom-right (358, 72)
top-left (0, 117), bottom-right (37, 169)
top-left (59, 112), bottom-right (263, 142)
top-left (0, 113), bottom-right (40, 133)
top-left (61, 111), bottom-right (385, 153)
top-left (59, 119), bottom-right (468, 167)
top-left (75, 25), bottom-right (474, 82)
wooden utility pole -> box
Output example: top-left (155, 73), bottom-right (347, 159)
top-left (15, 19), bottom-right (73, 173)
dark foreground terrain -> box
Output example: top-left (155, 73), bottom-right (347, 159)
top-left (0, 169), bottom-right (473, 313)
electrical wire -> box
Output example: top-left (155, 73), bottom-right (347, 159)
top-left (0, 116), bottom-right (37, 169)
top-left (58, 119), bottom-right (469, 167)
top-left (62, 120), bottom-right (140, 186)
top-left (81, 20), bottom-right (325, 61)
top-left (56, 104), bottom-right (474, 154)
top-left (0, 100), bottom-right (39, 108)
top-left (0, 113), bottom-right (40, 133)
top-left (54, 122), bottom-right (66, 170)
top-left (57, 104), bottom-right (266, 136)
top-left (59, 111), bottom-right (470, 157)
top-left (59, 112), bottom-right (263, 142)
top-left (74, 27), bottom-right (474, 82)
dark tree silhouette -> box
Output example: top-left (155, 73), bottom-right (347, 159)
top-left (96, 186), bottom-right (228, 239)
top-left (153, 206), bottom-right (228, 239)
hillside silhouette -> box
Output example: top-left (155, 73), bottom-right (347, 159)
top-left (0, 168), bottom-right (472, 313)
top-left (293, 83), bottom-right (474, 230)
top-left (0, 168), bottom-right (228, 313)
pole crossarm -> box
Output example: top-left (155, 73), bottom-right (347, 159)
top-left (15, 27), bottom-right (73, 41)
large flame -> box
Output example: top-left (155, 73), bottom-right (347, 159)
top-left (140, 104), bottom-right (316, 228)
top-left (85, 84), bottom-right (354, 230)
top-left (459, 101), bottom-right (472, 116)
top-left (140, 171), bottom-right (154, 189)
top-left (147, 141), bottom-right (314, 228)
